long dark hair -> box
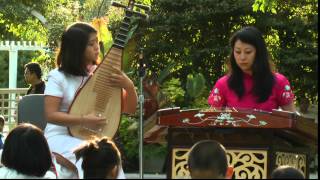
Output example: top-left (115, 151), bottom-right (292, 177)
top-left (1, 123), bottom-right (52, 177)
top-left (57, 22), bottom-right (97, 76)
top-left (24, 62), bottom-right (42, 79)
top-left (227, 26), bottom-right (275, 102)
top-left (74, 137), bottom-right (121, 179)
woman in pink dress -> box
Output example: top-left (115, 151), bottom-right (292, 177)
top-left (208, 26), bottom-right (296, 112)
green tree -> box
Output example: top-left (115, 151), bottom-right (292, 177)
top-left (0, 0), bottom-right (116, 87)
top-left (131, 0), bottom-right (259, 107)
top-left (130, 0), bottom-right (318, 108)
top-left (253, 0), bottom-right (318, 107)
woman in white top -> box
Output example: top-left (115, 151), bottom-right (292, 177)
top-left (44, 22), bottom-right (138, 179)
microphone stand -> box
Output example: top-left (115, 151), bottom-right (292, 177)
top-left (138, 48), bottom-right (146, 179)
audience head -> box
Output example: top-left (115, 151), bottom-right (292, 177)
top-left (187, 140), bottom-right (233, 179)
top-left (271, 165), bottom-right (305, 179)
top-left (24, 62), bottom-right (43, 84)
top-left (1, 123), bottom-right (52, 177)
top-left (74, 136), bottom-right (121, 179)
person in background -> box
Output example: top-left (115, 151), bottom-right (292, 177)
top-left (271, 165), bottom-right (305, 179)
top-left (24, 62), bottom-right (45, 94)
top-left (74, 137), bottom-right (121, 179)
top-left (208, 26), bottom-right (296, 112)
top-left (187, 140), bottom-right (233, 179)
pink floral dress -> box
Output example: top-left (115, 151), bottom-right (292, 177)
top-left (208, 73), bottom-right (295, 112)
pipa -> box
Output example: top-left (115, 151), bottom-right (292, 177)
top-left (68, 0), bottom-right (148, 140)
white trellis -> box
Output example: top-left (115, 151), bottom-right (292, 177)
top-left (0, 40), bottom-right (47, 88)
top-left (0, 41), bottom-right (47, 123)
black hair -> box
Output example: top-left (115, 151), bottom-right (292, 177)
top-left (0, 115), bottom-right (5, 125)
top-left (57, 22), bottom-right (98, 76)
top-left (1, 123), bottom-right (52, 177)
top-left (271, 165), bottom-right (305, 179)
top-left (188, 140), bottom-right (228, 178)
top-left (74, 136), bottom-right (121, 179)
top-left (24, 62), bottom-right (42, 79)
top-left (228, 26), bottom-right (275, 102)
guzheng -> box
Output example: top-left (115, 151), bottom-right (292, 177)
top-left (68, 0), bottom-right (149, 140)
top-left (144, 107), bottom-right (318, 143)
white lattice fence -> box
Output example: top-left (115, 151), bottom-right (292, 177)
top-left (0, 88), bottom-right (28, 133)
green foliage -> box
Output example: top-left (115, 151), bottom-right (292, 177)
top-left (185, 73), bottom-right (209, 109)
top-left (133, 0), bottom-right (256, 102)
top-left (32, 50), bottom-right (56, 81)
top-left (131, 0), bottom-right (318, 108)
top-left (156, 62), bottom-right (176, 84)
top-left (6, 19), bottom-right (47, 42)
top-left (118, 115), bottom-right (167, 172)
top-left (190, 96), bottom-right (210, 109)
top-left (186, 73), bottom-right (206, 99)
top-left (45, 1), bottom-right (80, 48)
top-left (0, 53), bottom-right (9, 87)
top-left (161, 78), bottom-right (185, 106)
top-left (143, 143), bottom-right (167, 159)
top-left (252, 0), bottom-right (277, 13)
top-left (118, 115), bottom-right (139, 160)
top-left (253, 0), bottom-right (318, 105)
top-left (80, 0), bottom-right (112, 21)
top-left (0, 0), bottom-right (48, 42)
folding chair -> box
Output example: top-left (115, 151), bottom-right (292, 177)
top-left (17, 94), bottom-right (47, 130)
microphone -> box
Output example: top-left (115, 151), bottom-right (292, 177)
top-left (138, 48), bottom-right (146, 78)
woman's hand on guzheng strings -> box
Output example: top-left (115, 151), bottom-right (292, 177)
top-left (107, 66), bottom-right (134, 90)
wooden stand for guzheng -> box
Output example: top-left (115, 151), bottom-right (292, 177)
top-left (144, 107), bottom-right (318, 179)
